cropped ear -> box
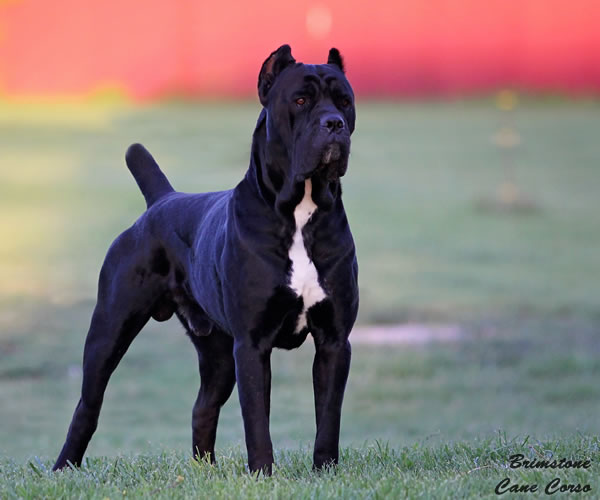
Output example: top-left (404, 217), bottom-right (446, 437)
top-left (327, 48), bottom-right (345, 73)
top-left (258, 44), bottom-right (296, 106)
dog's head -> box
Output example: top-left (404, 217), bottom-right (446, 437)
top-left (255, 45), bottom-right (355, 209)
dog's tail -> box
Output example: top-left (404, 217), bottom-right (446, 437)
top-left (125, 143), bottom-right (175, 209)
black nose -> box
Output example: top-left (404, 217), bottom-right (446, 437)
top-left (320, 114), bottom-right (345, 133)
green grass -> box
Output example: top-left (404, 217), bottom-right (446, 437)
top-left (0, 98), bottom-right (599, 497)
top-left (1, 436), bottom-right (599, 499)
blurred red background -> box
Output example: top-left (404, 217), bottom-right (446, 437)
top-left (0, 0), bottom-right (599, 99)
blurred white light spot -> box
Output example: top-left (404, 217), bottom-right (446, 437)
top-left (306, 5), bottom-right (332, 39)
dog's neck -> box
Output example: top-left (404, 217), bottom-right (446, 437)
top-left (244, 109), bottom-right (341, 219)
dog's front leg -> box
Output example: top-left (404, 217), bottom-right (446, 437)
top-left (312, 339), bottom-right (352, 469)
top-left (233, 341), bottom-right (273, 475)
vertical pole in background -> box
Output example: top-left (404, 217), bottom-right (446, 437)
top-left (490, 89), bottom-right (535, 212)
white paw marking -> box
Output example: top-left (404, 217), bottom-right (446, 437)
top-left (288, 180), bottom-right (327, 332)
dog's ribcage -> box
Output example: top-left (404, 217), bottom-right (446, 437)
top-left (288, 180), bottom-right (327, 332)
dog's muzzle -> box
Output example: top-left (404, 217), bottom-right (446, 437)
top-left (322, 143), bottom-right (342, 164)
top-left (317, 143), bottom-right (348, 181)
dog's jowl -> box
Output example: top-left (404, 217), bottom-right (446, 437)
top-left (53, 44), bottom-right (358, 475)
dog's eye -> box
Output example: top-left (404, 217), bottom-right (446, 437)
top-left (295, 97), bottom-right (306, 107)
top-left (341, 98), bottom-right (351, 107)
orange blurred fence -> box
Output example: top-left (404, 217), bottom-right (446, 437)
top-left (0, 0), bottom-right (599, 99)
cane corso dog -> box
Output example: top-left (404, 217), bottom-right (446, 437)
top-left (53, 44), bottom-right (358, 474)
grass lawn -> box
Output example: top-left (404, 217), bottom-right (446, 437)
top-left (2, 436), bottom-right (599, 499)
top-left (0, 98), bottom-right (599, 497)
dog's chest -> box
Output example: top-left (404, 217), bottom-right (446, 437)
top-left (288, 180), bottom-right (327, 333)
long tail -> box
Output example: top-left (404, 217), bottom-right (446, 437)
top-left (125, 143), bottom-right (175, 208)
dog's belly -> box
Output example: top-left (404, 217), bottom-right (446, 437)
top-left (288, 180), bottom-right (327, 333)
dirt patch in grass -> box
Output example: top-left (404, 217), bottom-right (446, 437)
top-left (351, 323), bottom-right (464, 345)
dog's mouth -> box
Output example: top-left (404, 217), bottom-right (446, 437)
top-left (315, 143), bottom-right (348, 181)
top-left (322, 143), bottom-right (342, 165)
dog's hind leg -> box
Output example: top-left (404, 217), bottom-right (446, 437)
top-left (189, 331), bottom-right (236, 463)
top-left (53, 230), bottom-right (160, 471)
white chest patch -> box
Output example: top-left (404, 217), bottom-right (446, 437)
top-left (288, 180), bottom-right (327, 332)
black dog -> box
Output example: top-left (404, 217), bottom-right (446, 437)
top-left (53, 44), bottom-right (358, 475)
